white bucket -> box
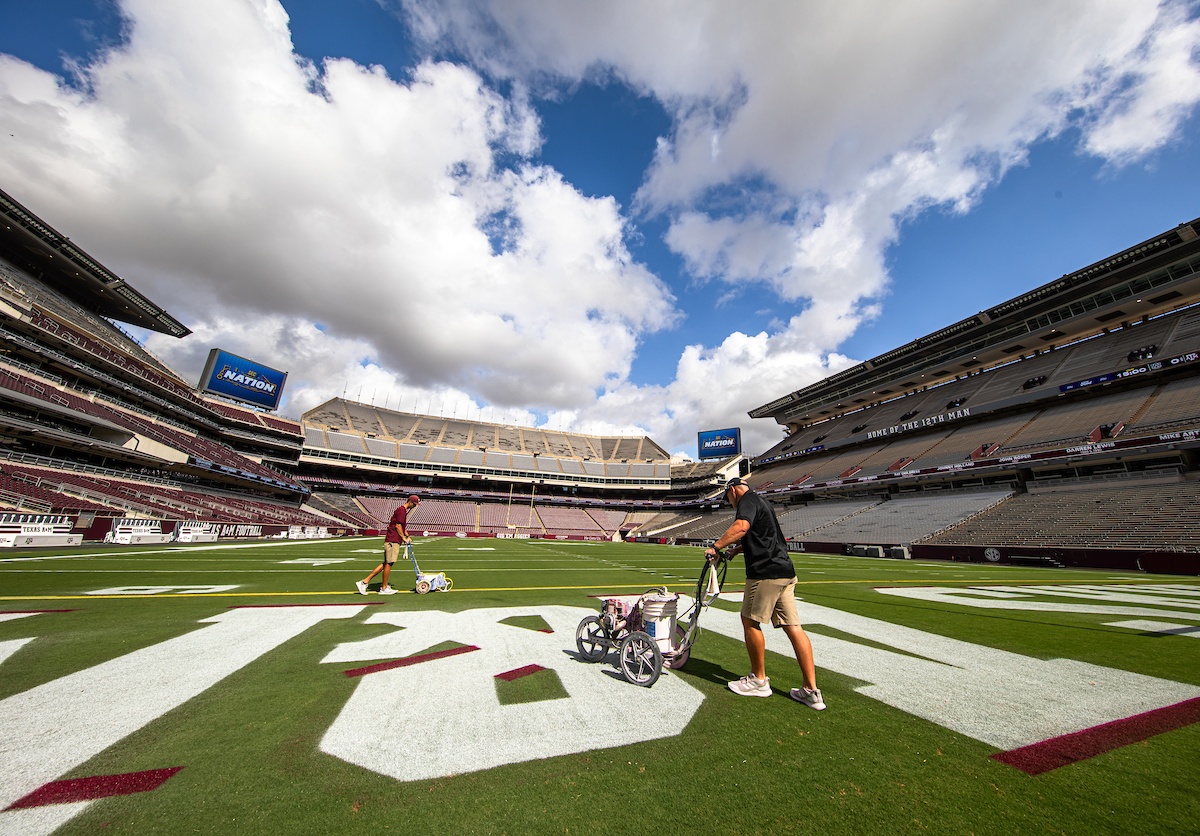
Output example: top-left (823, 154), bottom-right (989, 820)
top-left (641, 593), bottom-right (679, 653)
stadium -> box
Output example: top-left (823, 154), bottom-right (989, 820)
top-left (3, 185), bottom-right (1199, 569)
top-left (1, 185), bottom-right (1198, 833)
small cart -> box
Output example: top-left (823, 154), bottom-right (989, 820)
top-left (574, 551), bottom-right (730, 686)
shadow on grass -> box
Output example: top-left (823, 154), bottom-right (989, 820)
top-left (670, 655), bottom-right (739, 688)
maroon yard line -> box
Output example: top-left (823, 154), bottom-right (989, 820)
top-left (495, 664), bottom-right (546, 682)
top-left (0, 609), bottom-right (74, 614)
top-left (5, 767), bottom-right (184, 810)
top-left (991, 696), bottom-right (1200, 775)
top-left (344, 645), bottom-right (480, 677)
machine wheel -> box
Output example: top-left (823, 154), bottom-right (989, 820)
top-left (415, 579), bottom-right (431, 594)
top-left (618, 631), bottom-right (663, 687)
top-left (575, 616), bottom-right (608, 662)
top-left (440, 577), bottom-right (453, 592)
top-left (663, 623), bottom-right (691, 670)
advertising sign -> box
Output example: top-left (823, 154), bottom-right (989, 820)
top-left (198, 348), bottom-right (287, 410)
top-left (697, 427), bottom-right (742, 460)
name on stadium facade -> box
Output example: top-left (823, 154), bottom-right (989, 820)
top-left (867, 407), bottom-right (971, 440)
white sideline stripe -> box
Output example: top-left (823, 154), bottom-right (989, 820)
top-left (1105, 619), bottom-right (1200, 637)
top-left (0, 539), bottom-right (338, 563)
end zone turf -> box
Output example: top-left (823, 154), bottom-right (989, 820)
top-left (1, 537), bottom-right (1197, 833)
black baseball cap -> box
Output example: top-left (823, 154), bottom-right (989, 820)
top-left (724, 478), bottom-right (744, 492)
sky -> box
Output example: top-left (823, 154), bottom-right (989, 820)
top-left (1, 0), bottom-right (1198, 460)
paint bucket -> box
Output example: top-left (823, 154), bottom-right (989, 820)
top-left (640, 593), bottom-right (679, 653)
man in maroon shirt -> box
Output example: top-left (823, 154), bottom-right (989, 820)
top-left (356, 494), bottom-right (420, 595)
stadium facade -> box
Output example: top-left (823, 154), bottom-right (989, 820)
top-left (742, 216), bottom-right (1200, 572)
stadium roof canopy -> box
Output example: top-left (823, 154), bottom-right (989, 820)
top-left (751, 216), bottom-right (1200, 427)
top-left (0, 187), bottom-right (190, 338)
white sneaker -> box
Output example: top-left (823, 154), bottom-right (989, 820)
top-left (378, 586), bottom-right (398, 595)
top-left (790, 686), bottom-right (826, 710)
top-left (728, 674), bottom-right (771, 697)
top-left (355, 580), bottom-right (368, 595)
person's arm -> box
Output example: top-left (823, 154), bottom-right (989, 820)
top-left (705, 518), bottom-right (749, 560)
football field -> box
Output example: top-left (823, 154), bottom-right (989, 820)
top-left (1, 536), bottom-right (1198, 834)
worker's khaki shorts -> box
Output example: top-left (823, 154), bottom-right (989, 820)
top-left (383, 541), bottom-right (401, 565)
top-left (741, 577), bottom-right (801, 627)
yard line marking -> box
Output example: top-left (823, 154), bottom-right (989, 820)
top-left (344, 645), bottom-right (480, 677)
top-left (4, 767), bottom-right (184, 810)
top-left (991, 697), bottom-right (1200, 775)
top-left (495, 664), bottom-right (546, 682)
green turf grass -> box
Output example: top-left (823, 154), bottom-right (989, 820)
top-left (0, 536), bottom-right (1196, 834)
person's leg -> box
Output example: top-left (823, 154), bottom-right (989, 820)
top-left (782, 624), bottom-right (817, 691)
top-left (378, 542), bottom-right (399, 590)
top-left (738, 577), bottom-right (776, 681)
top-left (362, 563), bottom-right (383, 585)
top-left (774, 583), bottom-right (825, 709)
top-left (742, 615), bottom-right (767, 680)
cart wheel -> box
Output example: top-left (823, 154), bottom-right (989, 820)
top-left (663, 623), bottom-right (691, 670)
top-left (440, 577), bottom-right (453, 591)
top-left (618, 631), bottom-right (663, 687)
top-left (415, 579), bottom-right (431, 594)
top-left (575, 616), bottom-right (608, 662)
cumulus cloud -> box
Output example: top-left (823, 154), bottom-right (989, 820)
top-left (0, 0), bottom-right (675, 418)
top-left (1082, 4), bottom-right (1200, 162)
top-left (405, 0), bottom-right (1200, 452)
top-left (1, 0), bottom-right (1197, 458)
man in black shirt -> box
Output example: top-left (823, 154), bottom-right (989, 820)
top-left (705, 478), bottom-right (824, 709)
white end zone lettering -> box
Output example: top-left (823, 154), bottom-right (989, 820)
top-left (0, 612), bottom-right (42, 667)
top-left (0, 605), bottom-right (365, 835)
top-left (696, 598), bottom-right (1200, 751)
top-left (320, 606), bottom-right (705, 781)
top-left (877, 584), bottom-right (1200, 619)
top-left (2, 592), bottom-right (1196, 830)
top-left (0, 637), bottom-right (35, 671)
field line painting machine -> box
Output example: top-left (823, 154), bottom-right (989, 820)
top-left (573, 550), bottom-right (732, 686)
top-left (405, 543), bottom-right (452, 594)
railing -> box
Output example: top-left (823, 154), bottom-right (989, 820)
top-left (0, 488), bottom-right (51, 513)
